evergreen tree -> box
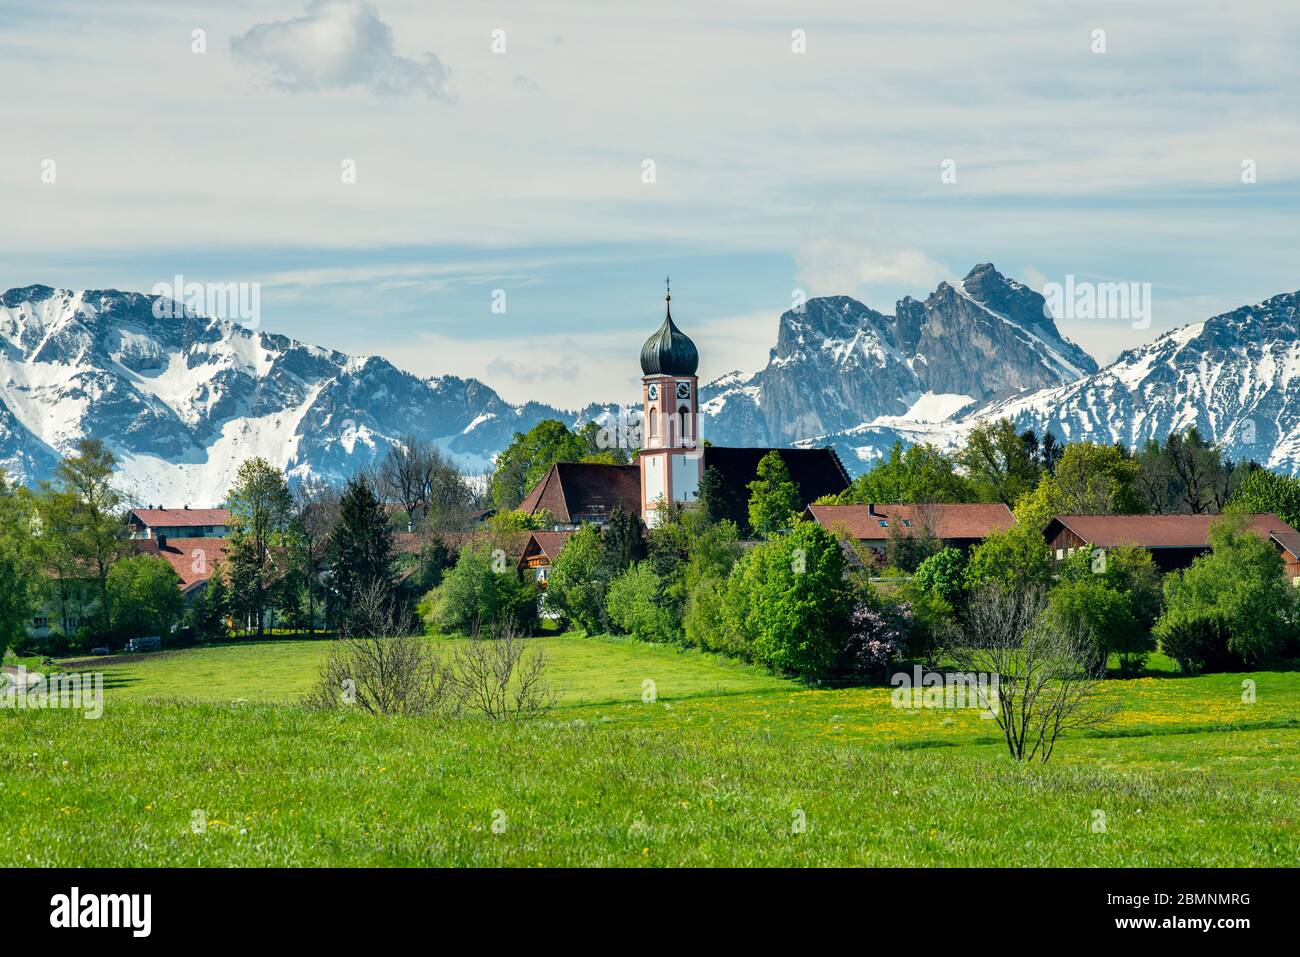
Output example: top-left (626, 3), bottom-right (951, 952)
top-left (188, 561), bottom-right (230, 641)
top-left (599, 506), bottom-right (647, 578)
top-left (327, 476), bottom-right (397, 635)
top-left (698, 465), bottom-right (741, 525)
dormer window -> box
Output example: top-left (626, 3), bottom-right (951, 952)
top-left (878, 519), bottom-right (888, 527)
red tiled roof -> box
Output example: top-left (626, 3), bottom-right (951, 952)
top-left (129, 508), bottom-right (230, 528)
top-left (519, 462), bottom-right (641, 523)
top-left (1043, 512), bottom-right (1298, 548)
top-left (806, 502), bottom-right (1015, 541)
top-left (134, 537), bottom-right (229, 591)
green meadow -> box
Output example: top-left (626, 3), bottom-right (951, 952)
top-left (2, 635), bottom-right (1298, 866)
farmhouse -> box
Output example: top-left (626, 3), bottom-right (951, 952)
top-left (1042, 512), bottom-right (1300, 574)
top-left (128, 506), bottom-right (230, 540)
top-left (518, 284), bottom-right (850, 533)
top-left (805, 502), bottom-right (1016, 552)
top-left (517, 531), bottom-right (575, 583)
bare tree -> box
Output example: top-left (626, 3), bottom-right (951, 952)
top-left (304, 581), bottom-right (462, 716)
top-left (945, 586), bottom-right (1115, 762)
top-left (292, 478), bottom-right (341, 636)
top-left (452, 619), bottom-right (556, 720)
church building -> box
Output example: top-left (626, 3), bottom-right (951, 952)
top-left (518, 284), bottom-right (850, 532)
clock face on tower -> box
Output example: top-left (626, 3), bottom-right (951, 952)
top-left (676, 381), bottom-right (691, 400)
top-left (647, 383), bottom-right (659, 400)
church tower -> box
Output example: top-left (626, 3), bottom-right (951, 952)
top-left (639, 279), bottom-right (702, 527)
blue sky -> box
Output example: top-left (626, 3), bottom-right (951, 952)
top-left (2, 0), bottom-right (1299, 407)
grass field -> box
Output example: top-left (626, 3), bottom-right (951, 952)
top-left (2, 635), bottom-right (1298, 866)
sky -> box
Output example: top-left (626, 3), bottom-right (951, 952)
top-left (2, 0), bottom-right (1299, 409)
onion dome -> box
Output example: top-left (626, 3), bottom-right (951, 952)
top-left (639, 278), bottom-right (699, 376)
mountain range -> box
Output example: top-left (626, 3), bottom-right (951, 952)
top-left (2, 265), bottom-right (1299, 504)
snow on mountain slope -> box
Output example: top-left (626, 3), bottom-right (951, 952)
top-left (0, 285), bottom-right (585, 503)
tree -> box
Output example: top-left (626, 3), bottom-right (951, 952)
top-left (327, 476), bottom-right (397, 636)
top-left (957, 419), bottom-right (1042, 506)
top-left (698, 465), bottom-right (741, 526)
top-left (884, 506), bottom-right (943, 573)
top-left (1229, 467), bottom-right (1300, 528)
top-left (837, 442), bottom-right (978, 505)
top-left (52, 439), bottom-right (129, 636)
top-left (1135, 429), bottom-right (1245, 514)
top-left (378, 435), bottom-right (476, 533)
top-left (0, 473), bottom-right (40, 657)
top-left (1046, 578), bottom-right (1146, 672)
top-left (599, 506), bottom-right (647, 579)
top-left (288, 479), bottom-right (340, 636)
top-left (187, 561), bottom-right (229, 641)
top-left (747, 451), bottom-right (801, 538)
top-left (491, 420), bottom-right (594, 509)
top-left (106, 555), bottom-right (183, 642)
top-left (225, 457), bottom-right (295, 637)
top-left (721, 520), bottom-right (852, 678)
top-left (944, 585), bottom-right (1115, 762)
top-left (544, 524), bottom-right (607, 633)
top-left (1155, 516), bottom-right (1294, 671)
top-left (964, 524), bottom-right (1053, 591)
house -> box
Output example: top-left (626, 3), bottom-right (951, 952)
top-left (1041, 512), bottom-right (1300, 573)
top-left (516, 284), bottom-right (850, 530)
top-left (131, 536), bottom-right (231, 599)
top-left (517, 531), bottom-right (575, 583)
top-left (128, 507), bottom-right (230, 540)
top-left (805, 502), bottom-right (1016, 553)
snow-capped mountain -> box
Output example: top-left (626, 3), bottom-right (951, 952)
top-left (701, 264), bottom-right (1097, 447)
top-left (813, 287), bottom-right (1300, 475)
top-left (7, 268), bottom-right (1300, 504)
top-left (0, 285), bottom-right (590, 503)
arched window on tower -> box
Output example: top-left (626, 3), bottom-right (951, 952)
top-left (648, 408), bottom-right (659, 445)
top-left (678, 405), bottom-right (691, 443)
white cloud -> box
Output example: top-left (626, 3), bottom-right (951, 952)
top-left (795, 239), bottom-right (950, 300)
top-left (230, 0), bottom-right (451, 99)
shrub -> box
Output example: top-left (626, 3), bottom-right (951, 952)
top-left (606, 562), bottom-right (679, 643)
top-left (423, 544), bottom-right (539, 636)
top-left (1155, 516), bottom-right (1294, 671)
top-left (1156, 616), bottom-right (1235, 675)
top-left (721, 520), bottom-right (852, 679)
top-left (839, 600), bottom-right (913, 677)
top-left (683, 575), bottom-right (746, 656)
top-left (1046, 578), bottom-right (1151, 671)
top-left (306, 584), bottom-right (460, 716)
